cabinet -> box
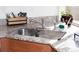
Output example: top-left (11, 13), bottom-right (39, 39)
top-left (0, 38), bottom-right (9, 52)
top-left (0, 37), bottom-right (57, 52)
top-left (0, 39), bottom-right (1, 51)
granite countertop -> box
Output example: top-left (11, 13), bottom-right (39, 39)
top-left (1, 24), bottom-right (79, 52)
top-left (7, 34), bottom-right (57, 44)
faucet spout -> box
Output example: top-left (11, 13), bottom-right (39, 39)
top-left (41, 18), bottom-right (44, 29)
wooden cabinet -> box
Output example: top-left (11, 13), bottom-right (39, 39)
top-left (0, 37), bottom-right (57, 52)
top-left (0, 38), bottom-right (9, 52)
top-left (0, 39), bottom-right (1, 51)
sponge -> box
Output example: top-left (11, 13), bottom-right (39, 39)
top-left (59, 25), bottom-right (64, 29)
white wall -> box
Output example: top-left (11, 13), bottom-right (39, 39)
top-left (0, 6), bottom-right (6, 19)
top-left (69, 6), bottom-right (79, 21)
top-left (0, 6), bottom-right (59, 25)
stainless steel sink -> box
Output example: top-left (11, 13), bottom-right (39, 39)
top-left (10, 28), bottom-right (66, 40)
top-left (18, 28), bottom-right (40, 37)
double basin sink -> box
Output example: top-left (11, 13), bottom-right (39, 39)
top-left (10, 28), bottom-right (66, 39)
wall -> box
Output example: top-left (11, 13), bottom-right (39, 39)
top-left (68, 6), bottom-right (79, 21)
top-left (0, 6), bottom-right (59, 25)
top-left (0, 6), bottom-right (6, 19)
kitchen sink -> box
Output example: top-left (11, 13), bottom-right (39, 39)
top-left (9, 28), bottom-right (66, 40)
top-left (17, 28), bottom-right (40, 37)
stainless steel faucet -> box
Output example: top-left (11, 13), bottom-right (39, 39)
top-left (41, 18), bottom-right (44, 29)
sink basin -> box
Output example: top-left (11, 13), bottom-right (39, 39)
top-left (38, 30), bottom-right (66, 39)
top-left (12, 28), bottom-right (40, 37)
top-left (10, 28), bottom-right (66, 40)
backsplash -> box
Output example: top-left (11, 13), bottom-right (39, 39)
top-left (0, 16), bottom-right (59, 27)
top-left (28, 16), bottom-right (59, 27)
top-left (0, 19), bottom-right (6, 25)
